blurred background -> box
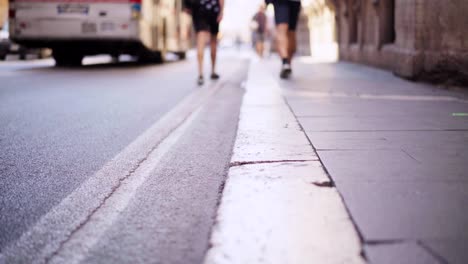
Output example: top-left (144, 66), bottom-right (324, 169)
top-left (1, 0), bottom-right (467, 83)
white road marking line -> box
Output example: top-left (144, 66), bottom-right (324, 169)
top-left (0, 81), bottom-right (222, 264)
top-left (49, 107), bottom-right (203, 264)
top-left (204, 61), bottom-right (365, 264)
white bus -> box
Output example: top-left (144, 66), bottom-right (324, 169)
top-left (8, 0), bottom-right (192, 65)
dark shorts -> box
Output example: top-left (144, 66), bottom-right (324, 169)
top-left (192, 12), bottom-right (220, 35)
top-left (273, 0), bottom-right (301, 31)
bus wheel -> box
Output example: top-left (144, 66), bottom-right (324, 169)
top-left (175, 52), bottom-right (186, 60)
top-left (138, 50), bottom-right (164, 64)
top-left (111, 54), bottom-right (120, 63)
top-left (53, 51), bottom-right (83, 67)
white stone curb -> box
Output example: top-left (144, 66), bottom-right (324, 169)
top-left (204, 60), bottom-right (366, 264)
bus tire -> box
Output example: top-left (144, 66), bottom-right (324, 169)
top-left (138, 50), bottom-right (164, 64)
top-left (111, 54), bottom-right (120, 63)
top-left (175, 52), bottom-right (186, 60)
top-left (53, 51), bottom-right (83, 67)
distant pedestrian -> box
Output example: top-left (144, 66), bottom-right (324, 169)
top-left (184, 0), bottom-right (225, 86)
top-left (251, 4), bottom-right (268, 58)
top-left (266, 0), bottom-right (301, 79)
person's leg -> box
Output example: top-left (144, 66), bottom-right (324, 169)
top-left (287, 31), bottom-right (297, 62)
top-left (196, 31), bottom-right (209, 84)
top-left (287, 1), bottom-right (301, 64)
top-left (210, 34), bottom-right (218, 75)
top-left (257, 34), bottom-right (265, 57)
top-left (196, 31), bottom-right (208, 76)
top-left (256, 41), bottom-right (264, 57)
top-left (273, 1), bottom-right (292, 78)
top-left (273, 1), bottom-right (290, 61)
top-left (276, 23), bottom-right (292, 79)
top-left (276, 24), bottom-right (289, 61)
top-left (209, 16), bottom-right (220, 79)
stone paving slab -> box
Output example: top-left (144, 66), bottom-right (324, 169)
top-left (302, 131), bottom-right (468, 150)
top-left (422, 240), bottom-right (468, 264)
top-left (232, 105), bottom-right (318, 163)
top-left (365, 242), bottom-right (440, 264)
top-left (270, 59), bottom-right (468, 263)
top-left (336, 180), bottom-right (468, 240)
top-left (206, 161), bottom-right (365, 264)
top-left (318, 149), bottom-right (468, 182)
top-left (292, 99), bottom-right (468, 131)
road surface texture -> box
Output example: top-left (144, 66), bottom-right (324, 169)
top-left (269, 58), bottom-right (468, 264)
top-left (0, 54), bottom-right (248, 263)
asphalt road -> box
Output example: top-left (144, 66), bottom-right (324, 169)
top-left (0, 54), bottom-right (247, 262)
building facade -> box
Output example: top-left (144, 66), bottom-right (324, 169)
top-left (303, 0), bottom-right (468, 84)
top-left (0, 0), bottom-right (7, 27)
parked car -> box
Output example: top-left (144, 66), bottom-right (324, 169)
top-left (0, 21), bottom-right (51, 60)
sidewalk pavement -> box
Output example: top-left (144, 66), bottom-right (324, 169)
top-left (205, 60), bottom-right (365, 264)
top-left (268, 59), bottom-right (468, 264)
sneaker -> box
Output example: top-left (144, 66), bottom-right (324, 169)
top-left (280, 63), bottom-right (292, 79)
top-left (197, 76), bottom-right (204, 86)
top-left (210, 73), bottom-right (220, 80)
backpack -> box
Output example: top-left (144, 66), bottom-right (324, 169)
top-left (184, 0), bottom-right (220, 14)
top-left (198, 0), bottom-right (220, 14)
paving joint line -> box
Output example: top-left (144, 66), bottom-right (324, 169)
top-left (417, 240), bottom-right (450, 264)
top-left (364, 239), bottom-right (406, 246)
top-left (282, 96), bottom-right (369, 262)
top-left (401, 148), bottom-right (422, 164)
top-left (365, 239), bottom-right (450, 264)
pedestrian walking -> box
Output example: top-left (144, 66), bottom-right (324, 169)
top-left (251, 4), bottom-right (268, 58)
top-left (184, 0), bottom-right (224, 86)
top-left (266, 0), bottom-right (301, 79)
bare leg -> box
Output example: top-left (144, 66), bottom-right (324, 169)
top-left (197, 31), bottom-right (209, 77)
top-left (256, 42), bottom-right (264, 58)
top-left (287, 31), bottom-right (297, 63)
top-left (276, 23), bottom-right (292, 78)
top-left (210, 34), bottom-right (218, 74)
top-left (276, 24), bottom-right (289, 60)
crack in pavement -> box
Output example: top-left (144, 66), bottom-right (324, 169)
top-left (365, 239), bottom-right (406, 246)
top-left (229, 160), bottom-right (313, 168)
top-left (401, 148), bottom-right (422, 164)
top-left (311, 181), bottom-right (335, 188)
